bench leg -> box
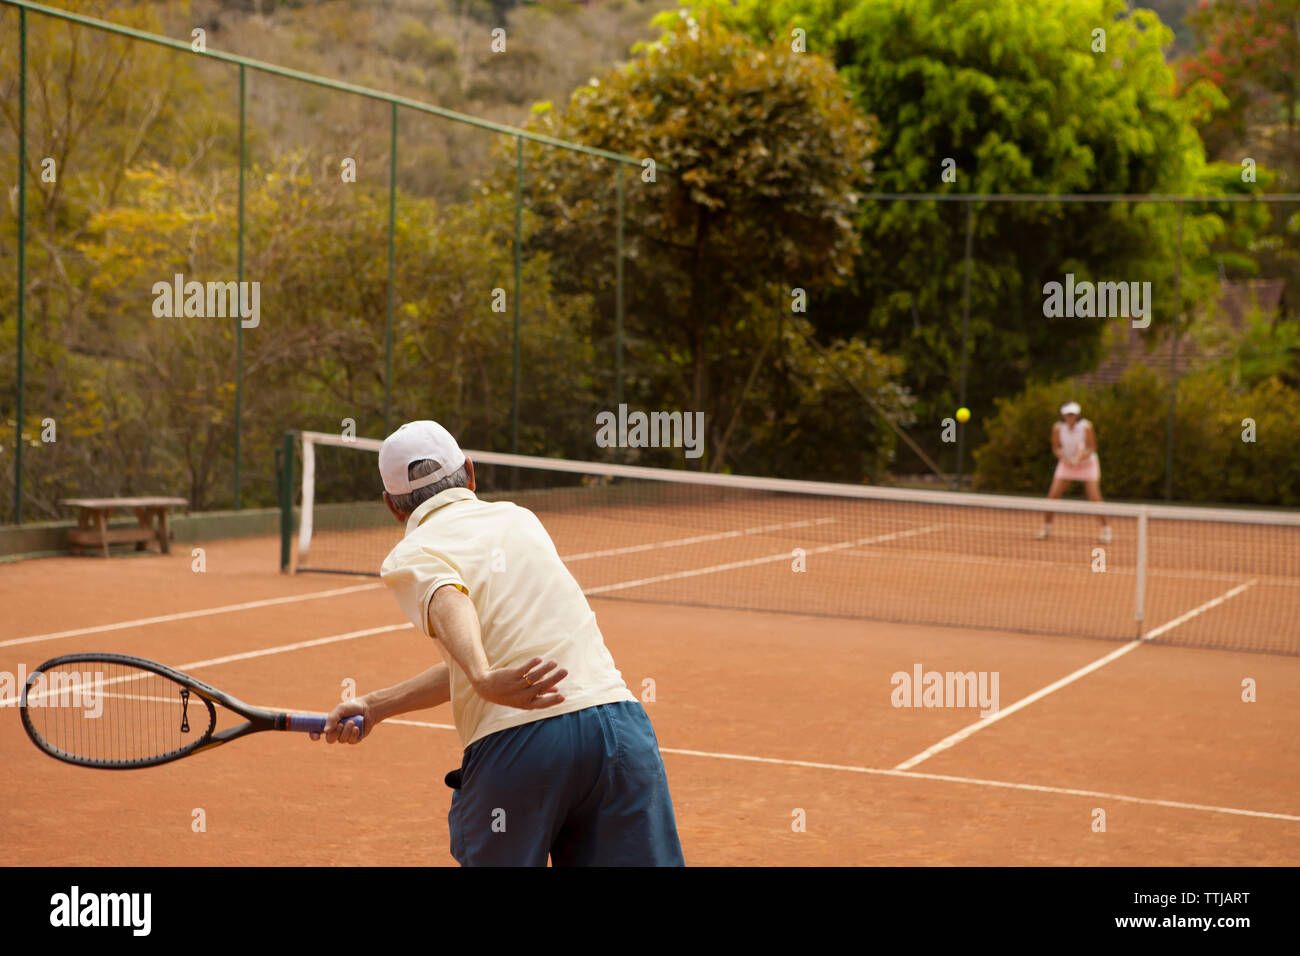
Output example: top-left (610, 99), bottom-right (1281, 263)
top-left (157, 508), bottom-right (172, 554)
top-left (133, 508), bottom-right (150, 551)
top-left (95, 509), bottom-right (110, 558)
top-left (72, 509), bottom-right (91, 556)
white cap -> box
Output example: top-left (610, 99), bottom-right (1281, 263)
top-left (1060, 401), bottom-right (1082, 415)
top-left (378, 420), bottom-right (466, 496)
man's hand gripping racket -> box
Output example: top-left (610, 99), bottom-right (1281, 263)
top-left (19, 652), bottom-right (364, 769)
top-left (314, 696), bottom-right (374, 744)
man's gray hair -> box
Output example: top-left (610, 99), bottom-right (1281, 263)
top-left (387, 459), bottom-right (469, 515)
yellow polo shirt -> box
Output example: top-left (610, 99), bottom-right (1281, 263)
top-left (380, 487), bottom-right (636, 748)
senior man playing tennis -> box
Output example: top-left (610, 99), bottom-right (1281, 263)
top-left (315, 420), bottom-right (684, 867)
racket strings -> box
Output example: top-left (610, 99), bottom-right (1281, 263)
top-left (24, 661), bottom-right (213, 766)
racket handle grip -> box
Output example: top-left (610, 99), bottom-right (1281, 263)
top-left (288, 714), bottom-right (364, 735)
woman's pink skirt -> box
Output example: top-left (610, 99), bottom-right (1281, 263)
top-left (1054, 455), bottom-right (1101, 483)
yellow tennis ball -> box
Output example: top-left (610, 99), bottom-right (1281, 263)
top-left (956, 407), bottom-right (971, 423)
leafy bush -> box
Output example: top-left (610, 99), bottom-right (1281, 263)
top-left (972, 365), bottom-right (1300, 505)
top-left (390, 18), bottom-right (458, 65)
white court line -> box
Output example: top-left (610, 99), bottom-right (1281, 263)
top-left (0, 514), bottom-right (836, 651)
top-left (0, 583), bottom-right (385, 649)
top-left (892, 580), bottom-right (1260, 771)
top-left (1142, 580), bottom-right (1258, 641)
top-left (844, 544), bottom-right (1297, 587)
top-left (659, 746), bottom-right (1300, 823)
top-left (10, 605), bottom-right (1295, 827)
top-left (11, 666), bottom-right (160, 708)
top-left (170, 623), bottom-right (413, 673)
top-left (843, 547), bottom-right (1132, 575)
top-left (561, 517), bottom-right (837, 562)
top-left (3, 524), bottom-right (937, 703)
top-left (226, 711), bottom-right (458, 732)
top-left (584, 525), bottom-right (943, 596)
top-left (76, 691), bottom-right (182, 706)
top-left (0, 623), bottom-right (415, 708)
top-left (380, 716), bottom-right (455, 731)
top-left (259, 707), bottom-right (1300, 825)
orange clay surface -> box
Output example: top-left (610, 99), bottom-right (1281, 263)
top-left (1, 534), bottom-right (1297, 866)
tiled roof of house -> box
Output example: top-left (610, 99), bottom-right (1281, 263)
top-left (1073, 279), bottom-right (1286, 388)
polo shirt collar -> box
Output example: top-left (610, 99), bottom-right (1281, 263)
top-left (404, 487), bottom-right (477, 536)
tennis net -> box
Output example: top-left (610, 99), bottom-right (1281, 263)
top-left (283, 430), bottom-right (1300, 656)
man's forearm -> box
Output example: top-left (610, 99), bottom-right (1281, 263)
top-left (365, 663), bottom-right (451, 721)
top-left (427, 584), bottom-right (491, 686)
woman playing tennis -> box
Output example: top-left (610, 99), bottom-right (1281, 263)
top-left (1037, 400), bottom-right (1112, 543)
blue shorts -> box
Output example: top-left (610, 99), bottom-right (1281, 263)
top-left (445, 701), bottom-right (684, 867)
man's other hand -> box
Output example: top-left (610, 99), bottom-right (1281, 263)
top-left (472, 657), bottom-right (568, 710)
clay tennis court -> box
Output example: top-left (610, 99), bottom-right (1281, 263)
top-left (3, 502), bottom-right (1299, 866)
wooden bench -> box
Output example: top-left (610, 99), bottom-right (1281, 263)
top-left (61, 497), bottom-right (189, 557)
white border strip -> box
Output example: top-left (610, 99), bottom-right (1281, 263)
top-left (660, 747), bottom-right (1300, 823)
top-left (9, 613), bottom-right (1294, 826)
top-left (1143, 580), bottom-right (1257, 640)
top-left (0, 622), bottom-right (414, 708)
top-left (583, 525), bottom-right (941, 596)
top-left (0, 583), bottom-right (384, 650)
top-left (893, 639), bottom-right (1145, 770)
top-left (892, 580), bottom-right (1260, 771)
top-left (267, 716), bottom-right (1300, 823)
top-left (562, 517), bottom-right (837, 562)
top-left (170, 624), bottom-right (412, 672)
top-left (298, 431), bottom-right (1300, 526)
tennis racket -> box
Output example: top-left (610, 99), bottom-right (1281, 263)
top-left (20, 652), bottom-right (363, 770)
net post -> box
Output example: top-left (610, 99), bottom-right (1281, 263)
top-left (234, 63), bottom-right (247, 511)
top-left (1134, 508), bottom-right (1148, 639)
top-left (279, 431), bottom-right (296, 573)
top-left (297, 432), bottom-right (318, 569)
top-left (13, 5), bottom-right (26, 525)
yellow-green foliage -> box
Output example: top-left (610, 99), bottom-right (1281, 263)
top-left (973, 365), bottom-right (1300, 505)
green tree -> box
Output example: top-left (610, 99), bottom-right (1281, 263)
top-left (1181, 1), bottom-right (1300, 328)
top-left (1183, 0), bottom-right (1300, 157)
top-left (501, 8), bottom-right (911, 475)
top-left (971, 365), bottom-right (1300, 504)
top-left (75, 158), bottom-right (596, 511)
top-left (707, 0), bottom-right (1223, 456)
top-left (0, 0), bottom-right (231, 517)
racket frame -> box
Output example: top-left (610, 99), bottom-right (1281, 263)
top-left (21, 652), bottom-right (298, 770)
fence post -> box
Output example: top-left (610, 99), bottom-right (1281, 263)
top-left (512, 135), bottom-right (522, 456)
top-left (234, 63), bottom-right (246, 511)
top-left (1134, 508), bottom-right (1148, 639)
top-left (278, 430), bottom-right (294, 572)
top-left (13, 5), bottom-right (26, 524)
top-left (1164, 201), bottom-right (1184, 502)
top-left (385, 101), bottom-right (397, 438)
top-left (956, 200), bottom-right (974, 488)
top-left (615, 163), bottom-right (625, 462)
